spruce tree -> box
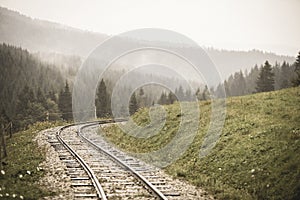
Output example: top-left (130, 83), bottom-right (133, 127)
top-left (129, 92), bottom-right (138, 115)
top-left (167, 91), bottom-right (177, 104)
top-left (236, 71), bottom-right (246, 96)
top-left (293, 51), bottom-right (300, 86)
top-left (224, 80), bottom-right (230, 96)
top-left (175, 86), bottom-right (184, 100)
top-left (279, 62), bottom-right (291, 89)
top-left (256, 61), bottom-right (275, 92)
top-left (158, 92), bottom-right (167, 105)
top-left (202, 85), bottom-right (210, 100)
top-left (95, 79), bottom-right (110, 118)
top-left (195, 88), bottom-right (201, 100)
top-left (137, 88), bottom-right (146, 108)
top-left (185, 89), bottom-right (192, 101)
top-left (58, 81), bottom-right (73, 121)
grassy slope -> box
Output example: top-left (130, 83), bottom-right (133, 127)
top-left (0, 121), bottom-right (63, 199)
top-left (101, 87), bottom-right (300, 200)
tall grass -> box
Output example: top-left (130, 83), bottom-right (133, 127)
top-left (101, 87), bottom-right (300, 199)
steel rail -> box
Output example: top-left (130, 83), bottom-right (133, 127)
top-left (78, 121), bottom-right (168, 200)
top-left (56, 123), bottom-right (107, 200)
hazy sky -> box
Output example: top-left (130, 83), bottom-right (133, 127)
top-left (0, 0), bottom-right (299, 56)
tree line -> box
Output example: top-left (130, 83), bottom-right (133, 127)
top-left (215, 52), bottom-right (300, 97)
top-left (155, 52), bottom-right (300, 105)
top-left (95, 52), bottom-right (300, 117)
top-left (1, 42), bottom-right (299, 131)
top-left (1, 80), bottom-right (73, 131)
top-left (0, 43), bottom-right (73, 131)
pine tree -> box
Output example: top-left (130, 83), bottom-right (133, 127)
top-left (195, 88), bottom-right (201, 100)
top-left (95, 79), bottom-right (110, 118)
top-left (292, 51), bottom-right (300, 86)
top-left (175, 86), bottom-right (184, 100)
top-left (167, 91), bottom-right (177, 104)
top-left (129, 92), bottom-right (138, 115)
top-left (245, 64), bottom-right (260, 94)
top-left (202, 85), bottom-right (210, 100)
top-left (137, 88), bottom-right (146, 108)
top-left (224, 80), bottom-right (230, 96)
top-left (158, 92), bottom-right (167, 105)
top-left (256, 61), bottom-right (275, 92)
top-left (279, 62), bottom-right (291, 89)
top-left (58, 81), bottom-right (73, 121)
top-left (215, 83), bottom-right (225, 98)
top-left (229, 71), bottom-right (246, 96)
top-left (185, 89), bottom-right (192, 101)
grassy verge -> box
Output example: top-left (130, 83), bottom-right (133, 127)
top-left (0, 121), bottom-right (64, 199)
top-left (101, 87), bottom-right (300, 200)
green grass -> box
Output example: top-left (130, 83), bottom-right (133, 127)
top-left (0, 121), bottom-right (64, 199)
top-left (101, 87), bottom-right (300, 200)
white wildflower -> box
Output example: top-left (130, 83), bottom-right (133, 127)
top-left (1, 170), bottom-right (5, 175)
top-left (19, 174), bottom-right (23, 178)
top-left (218, 168), bottom-right (222, 171)
top-left (26, 170), bottom-right (31, 175)
top-left (13, 194), bottom-right (17, 198)
top-left (250, 169), bottom-right (255, 173)
top-left (36, 167), bottom-right (40, 171)
top-left (20, 195), bottom-right (24, 199)
top-left (0, 194), bottom-right (2, 197)
top-left (5, 193), bottom-right (9, 196)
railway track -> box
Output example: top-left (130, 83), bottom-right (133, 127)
top-left (51, 120), bottom-right (174, 199)
top-left (49, 123), bottom-right (106, 199)
top-left (78, 121), bottom-right (181, 199)
top-left (47, 120), bottom-right (212, 199)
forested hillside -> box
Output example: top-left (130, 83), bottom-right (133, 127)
top-left (0, 43), bottom-right (71, 130)
top-left (215, 60), bottom-right (297, 97)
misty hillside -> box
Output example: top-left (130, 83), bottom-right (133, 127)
top-left (0, 7), bottom-right (107, 57)
top-left (0, 6), bottom-right (296, 79)
top-left (206, 48), bottom-right (296, 78)
top-left (0, 43), bottom-right (64, 120)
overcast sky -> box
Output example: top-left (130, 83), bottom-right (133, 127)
top-left (0, 0), bottom-right (299, 56)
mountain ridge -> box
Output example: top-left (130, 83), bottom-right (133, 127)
top-left (0, 6), bottom-right (296, 79)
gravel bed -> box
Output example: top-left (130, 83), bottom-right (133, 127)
top-left (35, 128), bottom-right (74, 200)
top-left (34, 125), bottom-right (214, 199)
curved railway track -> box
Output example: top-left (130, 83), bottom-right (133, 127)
top-left (48, 120), bottom-right (212, 199)
top-left (55, 123), bottom-right (107, 199)
top-left (53, 120), bottom-right (172, 199)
